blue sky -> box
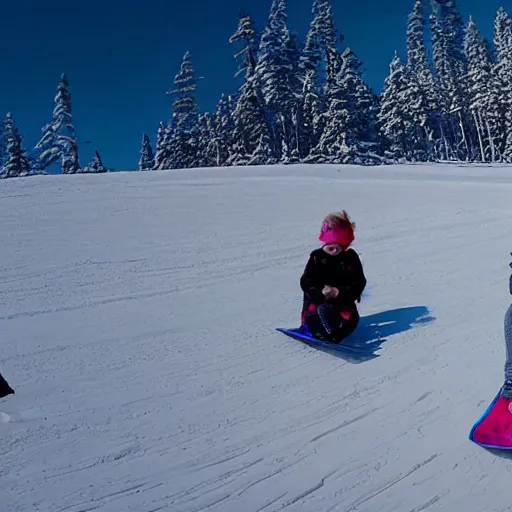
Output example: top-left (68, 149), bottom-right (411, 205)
top-left (0, 0), bottom-right (505, 170)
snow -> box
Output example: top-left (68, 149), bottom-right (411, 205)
top-left (1, 163), bottom-right (512, 511)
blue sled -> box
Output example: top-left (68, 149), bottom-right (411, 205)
top-left (276, 327), bottom-right (372, 356)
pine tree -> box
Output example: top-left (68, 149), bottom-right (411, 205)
top-left (160, 51), bottom-right (201, 169)
top-left (248, 131), bottom-right (274, 165)
top-left (494, 7), bottom-right (512, 57)
top-left (61, 140), bottom-right (79, 174)
top-left (406, 0), bottom-right (439, 158)
top-left (229, 11), bottom-right (259, 80)
top-left (300, 0), bottom-right (326, 77)
top-left (341, 49), bottom-right (379, 144)
top-left (212, 94), bottom-right (235, 166)
top-left (35, 73), bottom-right (79, 173)
top-left (2, 113), bottom-right (32, 178)
top-left (168, 51), bottom-right (200, 130)
top-left (154, 121), bottom-right (170, 169)
top-left (311, 48), bottom-right (379, 164)
top-left (464, 17), bottom-right (498, 162)
top-left (293, 70), bottom-right (322, 161)
top-left (225, 2), bottom-right (280, 166)
top-left (229, 76), bottom-right (273, 165)
top-left (195, 112), bottom-right (217, 167)
top-left (254, 0), bottom-right (297, 160)
top-left (322, 1), bottom-right (343, 94)
top-left (80, 150), bottom-right (107, 173)
top-left (493, 7), bottom-right (512, 161)
top-left (311, 90), bottom-right (350, 163)
top-left (138, 133), bottom-right (155, 170)
top-left (0, 117), bottom-right (6, 166)
top-left (407, 0), bottom-right (428, 71)
top-left (279, 29), bottom-right (302, 162)
top-left (91, 150), bottom-right (107, 173)
top-left (430, 0), bottom-right (470, 160)
top-left (378, 53), bottom-right (418, 160)
top-left (300, 0), bottom-right (341, 91)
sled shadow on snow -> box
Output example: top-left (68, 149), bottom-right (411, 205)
top-left (482, 448), bottom-right (512, 460)
top-left (287, 306), bottom-right (435, 364)
top-left (350, 305), bottom-right (435, 348)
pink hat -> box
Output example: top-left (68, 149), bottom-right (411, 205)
top-left (319, 222), bottom-right (354, 248)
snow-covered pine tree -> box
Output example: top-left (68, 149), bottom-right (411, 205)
top-left (226, 4), bottom-right (274, 166)
top-left (161, 51), bottom-right (201, 169)
top-left (309, 87), bottom-right (349, 163)
top-left (494, 7), bottom-right (512, 58)
top-left (138, 133), bottom-right (155, 170)
top-left (80, 150), bottom-right (107, 173)
top-left (248, 130), bottom-right (274, 165)
top-left (378, 52), bottom-right (421, 161)
top-left (229, 11), bottom-right (259, 80)
top-left (407, 0), bottom-right (428, 71)
top-left (0, 117), bottom-right (6, 167)
top-left (91, 150), bottom-right (107, 173)
top-left (154, 121), bottom-right (170, 169)
top-left (229, 75), bottom-right (273, 166)
top-left (300, 0), bottom-right (327, 77)
top-left (430, 0), bottom-right (470, 161)
top-left (61, 139), bottom-right (79, 174)
top-left (211, 94), bottom-right (234, 166)
top-left (299, 0), bottom-right (323, 79)
top-left (292, 70), bottom-right (322, 161)
top-left (406, 0), bottom-right (439, 159)
top-left (168, 51), bottom-right (200, 125)
top-left (299, 0), bottom-right (342, 91)
top-left (35, 73), bottom-right (79, 173)
top-left (280, 29), bottom-right (301, 162)
top-left (254, 0), bottom-right (299, 162)
top-left (322, 1), bottom-right (343, 95)
top-left (297, 1), bottom-right (326, 161)
top-left (340, 49), bottom-right (379, 147)
top-left (463, 17), bottom-right (498, 162)
top-left (2, 113), bottom-right (32, 178)
top-left (195, 112), bottom-right (217, 168)
top-left (290, 2), bottom-right (332, 163)
top-left (297, 0), bottom-right (346, 159)
top-left (311, 48), bottom-right (379, 164)
top-left (493, 7), bottom-right (512, 161)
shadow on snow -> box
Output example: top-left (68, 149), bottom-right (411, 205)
top-left (285, 305), bottom-right (436, 364)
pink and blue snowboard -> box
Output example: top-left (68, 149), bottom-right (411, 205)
top-left (469, 389), bottom-right (512, 450)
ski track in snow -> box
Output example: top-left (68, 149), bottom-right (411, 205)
top-left (1, 163), bottom-right (512, 511)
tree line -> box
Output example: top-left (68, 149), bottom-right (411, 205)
top-left (141, 0), bottom-right (512, 171)
top-left (3, 0), bottom-right (512, 179)
top-left (0, 74), bottom-right (107, 179)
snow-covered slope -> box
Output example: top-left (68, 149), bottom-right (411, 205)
top-left (1, 163), bottom-right (512, 512)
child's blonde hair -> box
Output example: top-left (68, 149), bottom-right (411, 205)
top-left (322, 210), bottom-right (356, 232)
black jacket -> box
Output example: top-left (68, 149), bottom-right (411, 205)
top-left (300, 247), bottom-right (367, 307)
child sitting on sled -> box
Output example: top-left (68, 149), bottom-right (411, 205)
top-left (300, 210), bottom-right (367, 344)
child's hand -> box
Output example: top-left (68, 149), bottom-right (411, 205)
top-left (322, 286), bottom-right (339, 300)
